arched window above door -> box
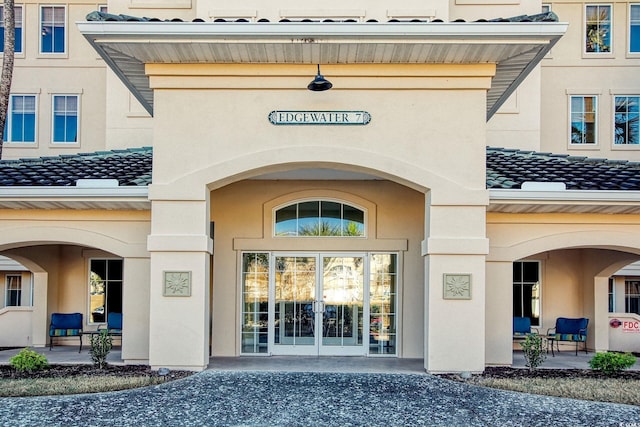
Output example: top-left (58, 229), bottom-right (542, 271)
top-left (274, 200), bottom-right (365, 237)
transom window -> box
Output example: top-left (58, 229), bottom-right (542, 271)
top-left (614, 96), bottom-right (639, 145)
top-left (585, 4), bottom-right (612, 53)
top-left (275, 200), bottom-right (365, 237)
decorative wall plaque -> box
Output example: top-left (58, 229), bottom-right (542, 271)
top-left (443, 274), bottom-right (472, 300)
top-left (163, 271), bottom-right (192, 297)
top-left (269, 110), bottom-right (371, 126)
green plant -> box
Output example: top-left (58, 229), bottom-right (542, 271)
top-left (520, 334), bottom-right (546, 371)
top-left (589, 352), bottom-right (636, 375)
top-left (9, 347), bottom-right (49, 372)
top-left (89, 330), bottom-right (113, 369)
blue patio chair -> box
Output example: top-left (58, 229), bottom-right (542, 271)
top-left (513, 316), bottom-right (538, 338)
top-left (49, 312), bottom-right (83, 352)
top-left (547, 317), bottom-right (589, 356)
top-left (98, 312), bottom-right (122, 335)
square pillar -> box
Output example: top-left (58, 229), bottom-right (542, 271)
top-left (423, 191), bottom-right (489, 373)
top-left (485, 261), bottom-right (513, 366)
top-left (147, 197), bottom-right (213, 371)
top-left (122, 257), bottom-right (150, 364)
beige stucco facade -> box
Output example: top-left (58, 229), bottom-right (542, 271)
top-left (1, 0), bottom-right (640, 374)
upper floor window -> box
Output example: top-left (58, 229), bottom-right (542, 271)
top-left (0, 5), bottom-right (23, 54)
top-left (40, 6), bottom-right (65, 54)
top-left (571, 95), bottom-right (597, 144)
top-left (275, 200), bottom-right (365, 237)
top-left (631, 4), bottom-right (640, 53)
top-left (52, 94), bottom-right (78, 143)
top-left (585, 4), bottom-right (612, 53)
top-left (542, 4), bottom-right (551, 13)
top-left (614, 96), bottom-right (639, 145)
top-left (3, 94), bottom-right (36, 143)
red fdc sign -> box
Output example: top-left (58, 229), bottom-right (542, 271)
top-left (622, 320), bottom-right (640, 333)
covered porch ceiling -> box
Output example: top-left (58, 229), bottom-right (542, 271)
top-left (77, 21), bottom-right (567, 118)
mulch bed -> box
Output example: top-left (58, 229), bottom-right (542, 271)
top-left (439, 366), bottom-right (640, 381)
top-left (0, 364), bottom-right (195, 381)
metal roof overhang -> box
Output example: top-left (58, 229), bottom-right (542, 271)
top-left (489, 189), bottom-right (640, 215)
top-left (77, 21), bottom-right (567, 118)
top-left (0, 187), bottom-right (150, 210)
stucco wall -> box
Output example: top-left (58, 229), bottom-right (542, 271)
top-left (210, 180), bottom-right (425, 357)
top-left (486, 212), bottom-right (640, 364)
top-left (0, 209), bottom-right (151, 353)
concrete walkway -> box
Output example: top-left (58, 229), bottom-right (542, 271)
top-left (2, 346), bottom-right (629, 370)
top-left (1, 348), bottom-right (640, 426)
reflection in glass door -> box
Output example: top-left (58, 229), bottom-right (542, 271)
top-left (242, 252), bottom-right (397, 356)
top-left (320, 256), bottom-right (364, 354)
top-left (273, 256), bottom-right (317, 354)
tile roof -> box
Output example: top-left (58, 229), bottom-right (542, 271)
top-left (487, 147), bottom-right (640, 190)
top-left (86, 11), bottom-right (559, 24)
top-left (2, 146), bottom-right (640, 192)
top-left (0, 147), bottom-right (152, 187)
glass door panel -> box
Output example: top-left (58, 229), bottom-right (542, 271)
top-left (320, 256), bottom-right (364, 355)
top-left (369, 254), bottom-right (397, 355)
top-left (274, 256), bottom-right (317, 352)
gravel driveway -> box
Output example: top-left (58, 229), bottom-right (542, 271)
top-left (1, 370), bottom-right (639, 426)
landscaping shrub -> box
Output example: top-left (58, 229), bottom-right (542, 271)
top-left (9, 348), bottom-right (49, 372)
top-left (520, 334), bottom-right (546, 370)
top-left (89, 330), bottom-right (113, 369)
top-left (589, 352), bottom-right (636, 375)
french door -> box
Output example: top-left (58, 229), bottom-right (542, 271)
top-left (270, 253), bottom-right (366, 356)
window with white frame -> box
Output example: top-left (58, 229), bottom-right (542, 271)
top-left (5, 275), bottom-right (21, 307)
top-left (571, 95), bottom-right (598, 144)
top-left (631, 4), bottom-right (640, 53)
top-left (542, 4), bottom-right (551, 13)
top-left (585, 4), bottom-right (612, 53)
top-left (614, 96), bottom-right (639, 145)
top-left (609, 278), bottom-right (615, 312)
top-left (40, 6), bottom-right (65, 54)
top-left (275, 200), bottom-right (365, 237)
top-left (52, 94), bottom-right (78, 143)
top-left (625, 280), bottom-right (640, 314)
top-left (89, 259), bottom-right (123, 324)
top-left (513, 261), bottom-right (541, 326)
top-left (0, 5), bottom-right (23, 54)
top-left (99, 4), bottom-right (108, 13)
top-left (3, 95), bottom-right (36, 143)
